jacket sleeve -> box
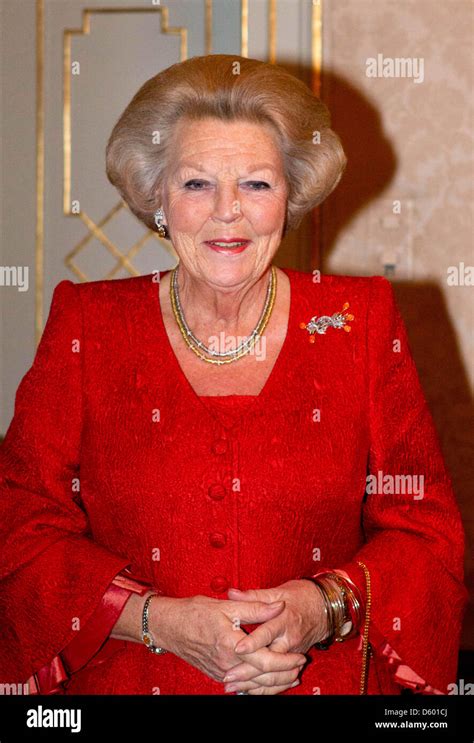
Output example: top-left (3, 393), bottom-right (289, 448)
top-left (326, 276), bottom-right (468, 694)
top-left (26, 567), bottom-right (155, 695)
top-left (0, 280), bottom-right (143, 687)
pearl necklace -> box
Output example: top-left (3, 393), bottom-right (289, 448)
top-left (170, 265), bottom-right (277, 365)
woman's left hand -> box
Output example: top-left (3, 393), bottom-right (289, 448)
top-left (223, 579), bottom-right (328, 692)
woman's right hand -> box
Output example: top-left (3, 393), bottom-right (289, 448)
top-left (149, 594), bottom-right (307, 694)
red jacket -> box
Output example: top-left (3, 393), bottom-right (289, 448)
top-left (0, 267), bottom-right (468, 695)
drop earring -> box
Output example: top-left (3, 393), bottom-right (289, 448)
top-left (154, 208), bottom-right (168, 239)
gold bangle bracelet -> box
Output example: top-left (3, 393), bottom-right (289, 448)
top-left (329, 577), bottom-right (358, 642)
top-left (318, 576), bottom-right (348, 638)
top-left (315, 581), bottom-right (336, 645)
top-left (313, 572), bottom-right (360, 641)
top-left (329, 575), bottom-right (362, 641)
top-left (309, 564), bottom-right (372, 694)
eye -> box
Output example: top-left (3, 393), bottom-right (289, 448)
top-left (243, 181), bottom-right (271, 190)
top-left (184, 179), bottom-right (210, 190)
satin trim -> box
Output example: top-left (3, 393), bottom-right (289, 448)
top-left (27, 567), bottom-right (153, 694)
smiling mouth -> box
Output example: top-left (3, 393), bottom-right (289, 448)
top-left (206, 240), bottom-right (250, 246)
top-left (204, 239), bottom-right (251, 252)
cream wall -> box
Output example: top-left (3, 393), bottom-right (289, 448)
top-left (1, 0), bottom-right (38, 434)
top-left (322, 0), bottom-right (473, 384)
top-left (319, 0), bottom-right (473, 648)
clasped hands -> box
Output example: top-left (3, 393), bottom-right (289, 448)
top-left (154, 578), bottom-right (329, 695)
top-left (221, 579), bottom-right (327, 694)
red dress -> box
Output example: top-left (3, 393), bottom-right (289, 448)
top-left (0, 267), bottom-right (468, 695)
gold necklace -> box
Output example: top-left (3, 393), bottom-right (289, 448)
top-left (170, 265), bottom-right (277, 365)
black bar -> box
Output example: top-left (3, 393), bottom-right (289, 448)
top-left (0, 693), bottom-right (472, 742)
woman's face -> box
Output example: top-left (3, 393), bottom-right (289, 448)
top-left (161, 117), bottom-right (289, 288)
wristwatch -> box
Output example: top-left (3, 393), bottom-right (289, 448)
top-left (141, 593), bottom-right (169, 654)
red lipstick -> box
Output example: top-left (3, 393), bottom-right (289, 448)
top-left (204, 238), bottom-right (251, 254)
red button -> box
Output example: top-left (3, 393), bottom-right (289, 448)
top-left (208, 483), bottom-right (226, 500)
top-left (210, 576), bottom-right (229, 593)
top-left (209, 532), bottom-right (227, 548)
top-left (212, 439), bottom-right (228, 455)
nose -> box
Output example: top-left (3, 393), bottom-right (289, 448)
top-left (211, 183), bottom-right (241, 223)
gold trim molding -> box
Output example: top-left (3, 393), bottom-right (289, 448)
top-left (35, 0), bottom-right (45, 343)
top-left (205, 0), bottom-right (212, 54)
top-left (268, 0), bottom-right (276, 64)
top-left (62, 6), bottom-right (187, 287)
top-left (63, 7), bottom-right (187, 215)
top-left (241, 0), bottom-right (248, 57)
top-left (35, 1), bottom-right (187, 342)
top-left (312, 0), bottom-right (322, 97)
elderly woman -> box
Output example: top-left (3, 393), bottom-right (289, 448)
top-left (0, 55), bottom-right (467, 696)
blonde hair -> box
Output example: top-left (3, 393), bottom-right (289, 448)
top-left (106, 54), bottom-right (346, 235)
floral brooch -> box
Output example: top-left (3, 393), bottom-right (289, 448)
top-left (300, 302), bottom-right (354, 343)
